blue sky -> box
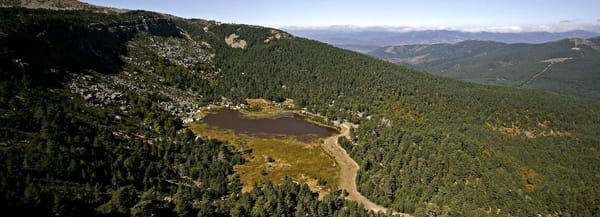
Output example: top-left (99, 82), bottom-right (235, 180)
top-left (83, 0), bottom-right (600, 32)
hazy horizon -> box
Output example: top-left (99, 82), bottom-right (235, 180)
top-left (83, 0), bottom-right (600, 33)
top-left (279, 25), bottom-right (600, 33)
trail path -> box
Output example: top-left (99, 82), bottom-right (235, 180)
top-left (322, 122), bottom-right (411, 216)
top-left (519, 38), bottom-right (592, 87)
top-left (520, 62), bottom-right (554, 87)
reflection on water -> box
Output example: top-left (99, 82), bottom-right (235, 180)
top-left (201, 108), bottom-right (335, 137)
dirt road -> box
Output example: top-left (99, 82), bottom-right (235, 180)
top-left (520, 62), bottom-right (554, 87)
top-left (322, 122), bottom-right (410, 216)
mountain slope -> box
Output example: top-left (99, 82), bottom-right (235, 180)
top-left (1, 5), bottom-right (599, 217)
top-left (590, 36), bottom-right (600, 45)
top-left (283, 27), bottom-right (600, 52)
top-left (0, 0), bottom-right (126, 12)
top-left (370, 39), bottom-right (600, 99)
top-left (0, 7), bottom-right (385, 217)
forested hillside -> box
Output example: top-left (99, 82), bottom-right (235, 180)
top-left (284, 27), bottom-right (600, 51)
top-left (1, 6), bottom-right (599, 217)
top-left (590, 36), bottom-right (600, 46)
top-left (370, 39), bottom-right (600, 99)
top-left (0, 8), bottom-right (385, 217)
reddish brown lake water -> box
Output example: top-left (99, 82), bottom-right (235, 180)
top-left (201, 108), bottom-right (335, 137)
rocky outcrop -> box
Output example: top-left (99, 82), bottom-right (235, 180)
top-left (225, 33), bottom-right (247, 49)
top-left (69, 73), bottom-right (127, 107)
top-left (264, 29), bottom-right (291, 43)
top-left (143, 35), bottom-right (213, 69)
top-left (88, 18), bottom-right (183, 38)
top-left (69, 70), bottom-right (202, 123)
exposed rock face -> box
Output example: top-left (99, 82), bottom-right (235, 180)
top-left (66, 16), bottom-right (213, 123)
top-left (88, 18), bottom-right (183, 38)
top-left (69, 70), bottom-right (202, 123)
top-left (225, 33), bottom-right (247, 49)
top-left (264, 29), bottom-right (291, 43)
top-left (379, 117), bottom-right (393, 127)
top-left (143, 35), bottom-right (213, 69)
top-left (69, 74), bottom-right (127, 107)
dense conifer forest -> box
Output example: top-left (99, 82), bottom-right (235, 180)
top-left (1, 7), bottom-right (599, 216)
top-left (369, 39), bottom-right (600, 99)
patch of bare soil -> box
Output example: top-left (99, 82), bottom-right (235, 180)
top-left (322, 122), bottom-right (411, 216)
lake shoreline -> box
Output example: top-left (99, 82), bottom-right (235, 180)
top-left (199, 107), bottom-right (337, 137)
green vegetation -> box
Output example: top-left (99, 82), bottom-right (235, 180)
top-left (189, 123), bottom-right (339, 195)
top-left (589, 36), bottom-right (600, 45)
top-left (0, 81), bottom-right (242, 216)
top-left (239, 98), bottom-right (296, 118)
top-left (370, 39), bottom-right (600, 99)
top-left (1, 6), bottom-right (599, 217)
top-left (0, 8), bottom-right (384, 217)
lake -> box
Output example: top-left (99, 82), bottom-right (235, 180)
top-left (201, 108), bottom-right (335, 137)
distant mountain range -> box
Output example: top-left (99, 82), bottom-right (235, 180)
top-left (369, 37), bottom-right (600, 99)
top-left (2, 2), bottom-right (600, 216)
top-left (283, 27), bottom-right (600, 53)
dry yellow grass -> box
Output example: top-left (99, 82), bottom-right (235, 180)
top-left (520, 167), bottom-right (542, 192)
top-left (189, 123), bottom-right (339, 195)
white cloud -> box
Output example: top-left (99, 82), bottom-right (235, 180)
top-left (282, 24), bottom-right (600, 33)
top-left (462, 25), bottom-right (594, 33)
top-left (559, 19), bottom-right (582, 24)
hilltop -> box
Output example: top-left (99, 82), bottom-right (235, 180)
top-left (1, 1), bottom-right (599, 217)
top-left (283, 26), bottom-right (600, 52)
top-left (370, 38), bottom-right (600, 99)
top-left (0, 0), bottom-right (126, 12)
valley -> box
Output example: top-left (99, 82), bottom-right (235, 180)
top-left (370, 38), bottom-right (600, 99)
top-left (284, 27), bottom-right (600, 52)
top-left (191, 101), bottom-right (405, 214)
top-left (0, 2), bottom-right (599, 217)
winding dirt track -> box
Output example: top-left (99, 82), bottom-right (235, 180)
top-left (322, 122), bottom-right (410, 216)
